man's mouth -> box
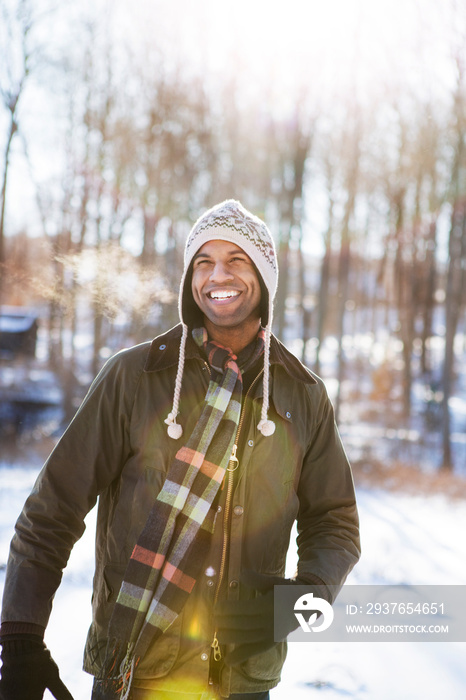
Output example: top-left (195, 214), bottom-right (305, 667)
top-left (207, 290), bottom-right (241, 301)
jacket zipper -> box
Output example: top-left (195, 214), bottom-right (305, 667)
top-left (211, 368), bottom-right (264, 662)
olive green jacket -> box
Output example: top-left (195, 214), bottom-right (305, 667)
top-left (2, 325), bottom-right (360, 696)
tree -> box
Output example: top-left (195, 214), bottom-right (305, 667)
top-left (334, 109), bottom-right (362, 422)
top-left (442, 56), bottom-right (466, 469)
top-left (0, 0), bottom-right (33, 302)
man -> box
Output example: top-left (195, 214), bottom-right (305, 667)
top-left (0, 200), bottom-right (360, 700)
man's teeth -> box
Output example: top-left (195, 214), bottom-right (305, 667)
top-left (209, 290), bottom-right (240, 300)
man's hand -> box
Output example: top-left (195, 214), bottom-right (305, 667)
top-left (0, 636), bottom-right (74, 700)
top-left (214, 570), bottom-right (329, 665)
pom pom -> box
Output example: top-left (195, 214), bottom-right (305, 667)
top-left (165, 412), bottom-right (183, 439)
top-left (167, 422), bottom-right (183, 439)
top-left (258, 419), bottom-right (275, 436)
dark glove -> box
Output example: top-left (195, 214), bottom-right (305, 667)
top-left (214, 570), bottom-right (329, 665)
top-left (0, 635), bottom-right (74, 700)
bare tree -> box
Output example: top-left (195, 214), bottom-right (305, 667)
top-left (442, 56), bottom-right (466, 469)
top-left (0, 0), bottom-right (33, 302)
top-left (334, 111), bottom-right (362, 422)
top-left (314, 135), bottom-right (337, 376)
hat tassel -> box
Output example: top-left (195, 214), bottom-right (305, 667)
top-left (257, 317), bottom-right (275, 436)
top-left (165, 324), bottom-right (188, 440)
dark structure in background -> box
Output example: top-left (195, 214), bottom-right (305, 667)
top-left (0, 307), bottom-right (38, 358)
top-left (0, 307), bottom-right (64, 437)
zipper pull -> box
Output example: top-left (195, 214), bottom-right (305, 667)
top-left (211, 633), bottom-right (222, 661)
top-left (227, 444), bottom-right (239, 472)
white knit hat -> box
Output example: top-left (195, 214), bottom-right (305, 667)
top-left (165, 199), bottom-right (278, 439)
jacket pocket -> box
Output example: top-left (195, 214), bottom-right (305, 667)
top-left (93, 564), bottom-right (183, 679)
top-left (104, 566), bottom-right (182, 678)
top-left (135, 614), bottom-right (183, 679)
top-left (103, 564), bottom-right (183, 678)
top-left (238, 641), bottom-right (287, 682)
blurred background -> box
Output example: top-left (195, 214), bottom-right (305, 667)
top-left (2, 0), bottom-right (466, 477)
top-left (1, 2), bottom-right (466, 698)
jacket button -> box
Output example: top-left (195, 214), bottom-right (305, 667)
top-left (248, 440), bottom-right (254, 447)
top-left (233, 505), bottom-right (243, 516)
top-left (286, 411), bottom-right (292, 419)
top-left (159, 344), bottom-right (166, 350)
top-left (229, 580), bottom-right (239, 589)
top-left (201, 653), bottom-right (209, 661)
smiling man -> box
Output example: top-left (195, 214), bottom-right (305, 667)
top-left (190, 240), bottom-right (262, 352)
top-left (0, 200), bottom-right (360, 700)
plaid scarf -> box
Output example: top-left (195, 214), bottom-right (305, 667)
top-left (101, 327), bottom-right (265, 697)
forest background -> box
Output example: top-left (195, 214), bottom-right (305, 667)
top-left (1, 0), bottom-right (466, 481)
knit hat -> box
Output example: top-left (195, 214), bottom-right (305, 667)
top-left (165, 199), bottom-right (278, 439)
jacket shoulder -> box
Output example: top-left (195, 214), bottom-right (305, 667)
top-left (101, 325), bottom-right (182, 375)
top-left (270, 335), bottom-right (320, 386)
top-left (101, 339), bottom-right (153, 373)
top-left (270, 336), bottom-right (332, 422)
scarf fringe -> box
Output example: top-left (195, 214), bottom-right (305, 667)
top-left (119, 652), bottom-right (137, 700)
top-left (99, 641), bottom-right (139, 698)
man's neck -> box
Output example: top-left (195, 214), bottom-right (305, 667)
top-left (203, 318), bottom-right (261, 354)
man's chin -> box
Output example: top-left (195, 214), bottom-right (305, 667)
top-left (204, 316), bottom-right (242, 330)
top-left (203, 314), bottom-right (261, 333)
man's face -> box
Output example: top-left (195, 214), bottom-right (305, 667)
top-left (191, 240), bottom-right (262, 331)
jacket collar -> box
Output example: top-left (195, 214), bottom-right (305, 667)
top-left (144, 324), bottom-right (317, 386)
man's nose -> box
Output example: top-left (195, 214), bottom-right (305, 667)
top-left (209, 261), bottom-right (233, 282)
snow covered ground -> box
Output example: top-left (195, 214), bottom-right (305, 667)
top-left (1, 460), bottom-right (465, 700)
top-left (277, 488), bottom-right (466, 700)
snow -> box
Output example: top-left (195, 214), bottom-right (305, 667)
top-left (278, 490), bottom-right (466, 700)
top-left (1, 460), bottom-right (465, 700)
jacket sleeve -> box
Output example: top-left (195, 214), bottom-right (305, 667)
top-left (1, 344), bottom-right (147, 629)
top-left (296, 382), bottom-right (360, 601)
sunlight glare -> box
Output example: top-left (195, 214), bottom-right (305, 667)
top-left (113, 0), bottom-right (451, 109)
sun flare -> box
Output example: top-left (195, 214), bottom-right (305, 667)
top-left (114, 0), bottom-right (451, 109)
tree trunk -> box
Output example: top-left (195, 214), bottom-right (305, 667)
top-left (297, 231), bottom-right (311, 363)
top-left (441, 203), bottom-right (466, 470)
top-left (275, 225), bottom-right (291, 339)
top-left (315, 167), bottom-right (335, 376)
top-left (420, 219), bottom-right (438, 376)
top-left (0, 117), bottom-right (18, 303)
top-left (334, 235), bottom-right (351, 422)
top-left (334, 136), bottom-right (360, 422)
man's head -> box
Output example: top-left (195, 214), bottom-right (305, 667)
top-left (165, 200), bottom-right (278, 440)
top-left (179, 200), bottom-right (278, 330)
